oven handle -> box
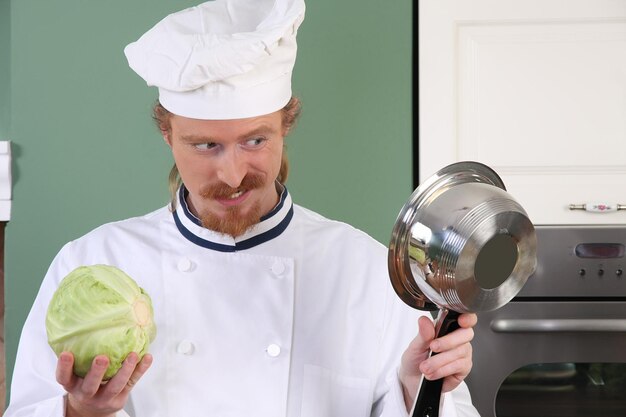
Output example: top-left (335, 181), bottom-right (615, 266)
top-left (491, 319), bottom-right (626, 333)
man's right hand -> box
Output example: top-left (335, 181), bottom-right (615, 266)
top-left (55, 351), bottom-right (153, 417)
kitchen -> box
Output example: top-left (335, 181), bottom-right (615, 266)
top-left (419, 1), bottom-right (626, 416)
top-left (1, 0), bottom-right (626, 415)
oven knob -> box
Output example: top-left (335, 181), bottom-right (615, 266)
top-left (617, 269), bottom-right (623, 276)
top-left (578, 269), bottom-right (586, 276)
top-left (598, 268), bottom-right (605, 276)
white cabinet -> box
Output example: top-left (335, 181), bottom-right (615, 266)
top-left (419, 0), bottom-right (626, 225)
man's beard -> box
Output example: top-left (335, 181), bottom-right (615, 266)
top-left (198, 174), bottom-right (265, 237)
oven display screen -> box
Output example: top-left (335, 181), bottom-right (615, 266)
top-left (575, 243), bottom-right (625, 259)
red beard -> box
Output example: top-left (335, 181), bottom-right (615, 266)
top-left (198, 174), bottom-right (265, 237)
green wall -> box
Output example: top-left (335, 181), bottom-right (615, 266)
top-left (3, 0), bottom-right (412, 402)
top-left (0, 0), bottom-right (8, 140)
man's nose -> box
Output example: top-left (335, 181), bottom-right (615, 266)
top-left (216, 148), bottom-right (247, 188)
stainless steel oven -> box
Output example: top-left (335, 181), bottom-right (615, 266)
top-left (466, 225), bottom-right (626, 417)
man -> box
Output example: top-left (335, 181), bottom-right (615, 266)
top-left (5, 1), bottom-right (479, 416)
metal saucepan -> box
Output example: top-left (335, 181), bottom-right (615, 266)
top-left (388, 161), bottom-right (537, 417)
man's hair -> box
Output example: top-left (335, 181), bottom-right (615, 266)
top-left (152, 97), bottom-right (302, 210)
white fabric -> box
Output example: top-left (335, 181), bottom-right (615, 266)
top-left (124, 0), bottom-right (305, 119)
top-left (5, 189), bottom-right (478, 417)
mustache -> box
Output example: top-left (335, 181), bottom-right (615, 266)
top-left (199, 174), bottom-right (265, 199)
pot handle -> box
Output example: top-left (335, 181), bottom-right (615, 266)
top-left (411, 309), bottom-right (461, 417)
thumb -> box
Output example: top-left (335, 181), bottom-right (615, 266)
top-left (416, 315), bottom-right (436, 350)
top-left (399, 315), bottom-right (437, 392)
top-left (406, 315), bottom-right (436, 359)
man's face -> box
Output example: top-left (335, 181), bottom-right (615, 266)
top-left (165, 110), bottom-right (285, 237)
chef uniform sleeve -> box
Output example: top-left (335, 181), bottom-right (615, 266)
top-left (3, 242), bottom-right (131, 417)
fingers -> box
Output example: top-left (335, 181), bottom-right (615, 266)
top-left (65, 355), bottom-right (111, 415)
top-left (56, 352), bottom-right (77, 390)
top-left (420, 342), bottom-right (473, 379)
top-left (429, 313), bottom-right (476, 352)
top-left (418, 315), bottom-right (436, 344)
top-left (124, 353), bottom-right (153, 393)
top-left (80, 355), bottom-right (110, 396)
top-left (60, 351), bottom-right (153, 417)
top-left (428, 346), bottom-right (473, 393)
top-left (430, 326), bottom-right (474, 353)
top-left (409, 315), bottom-right (436, 354)
top-left (421, 315), bottom-right (475, 392)
top-left (400, 316), bottom-right (436, 370)
top-left (398, 315), bottom-right (474, 408)
top-left (457, 312), bottom-right (478, 329)
top-left (56, 352), bottom-right (152, 409)
top-left (399, 314), bottom-right (477, 403)
top-left (101, 352), bottom-right (139, 397)
top-left (103, 353), bottom-right (153, 397)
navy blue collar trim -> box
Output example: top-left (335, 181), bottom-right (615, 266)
top-left (260, 186), bottom-right (288, 221)
top-left (172, 185), bottom-right (293, 252)
top-left (179, 186), bottom-right (202, 227)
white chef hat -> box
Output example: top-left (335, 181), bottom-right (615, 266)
top-left (124, 0), bottom-right (305, 120)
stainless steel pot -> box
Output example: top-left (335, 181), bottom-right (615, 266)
top-left (389, 161), bottom-right (537, 312)
top-left (388, 161), bottom-right (537, 417)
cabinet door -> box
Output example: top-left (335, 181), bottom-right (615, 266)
top-left (419, 0), bottom-right (626, 225)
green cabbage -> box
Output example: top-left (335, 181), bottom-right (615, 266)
top-left (46, 264), bottom-right (157, 380)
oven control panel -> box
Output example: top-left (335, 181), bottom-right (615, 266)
top-left (515, 225), bottom-right (626, 298)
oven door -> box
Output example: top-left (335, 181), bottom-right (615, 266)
top-left (467, 300), bottom-right (626, 417)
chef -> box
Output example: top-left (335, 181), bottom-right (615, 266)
top-left (5, 1), bottom-right (479, 416)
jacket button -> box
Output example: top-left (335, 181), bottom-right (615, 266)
top-left (266, 344), bottom-right (281, 357)
top-left (271, 260), bottom-right (286, 276)
top-left (176, 340), bottom-right (195, 355)
top-left (177, 258), bottom-right (193, 272)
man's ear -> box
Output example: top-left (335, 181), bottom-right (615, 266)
top-left (162, 131), bottom-right (172, 147)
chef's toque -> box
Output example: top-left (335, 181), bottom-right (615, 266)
top-left (124, 0), bottom-right (305, 120)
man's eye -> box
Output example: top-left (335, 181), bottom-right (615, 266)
top-left (243, 137), bottom-right (266, 148)
top-left (194, 143), bottom-right (217, 150)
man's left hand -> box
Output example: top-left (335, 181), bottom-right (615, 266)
top-left (398, 313), bottom-right (477, 411)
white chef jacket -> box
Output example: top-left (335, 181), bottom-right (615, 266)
top-left (5, 187), bottom-right (478, 417)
